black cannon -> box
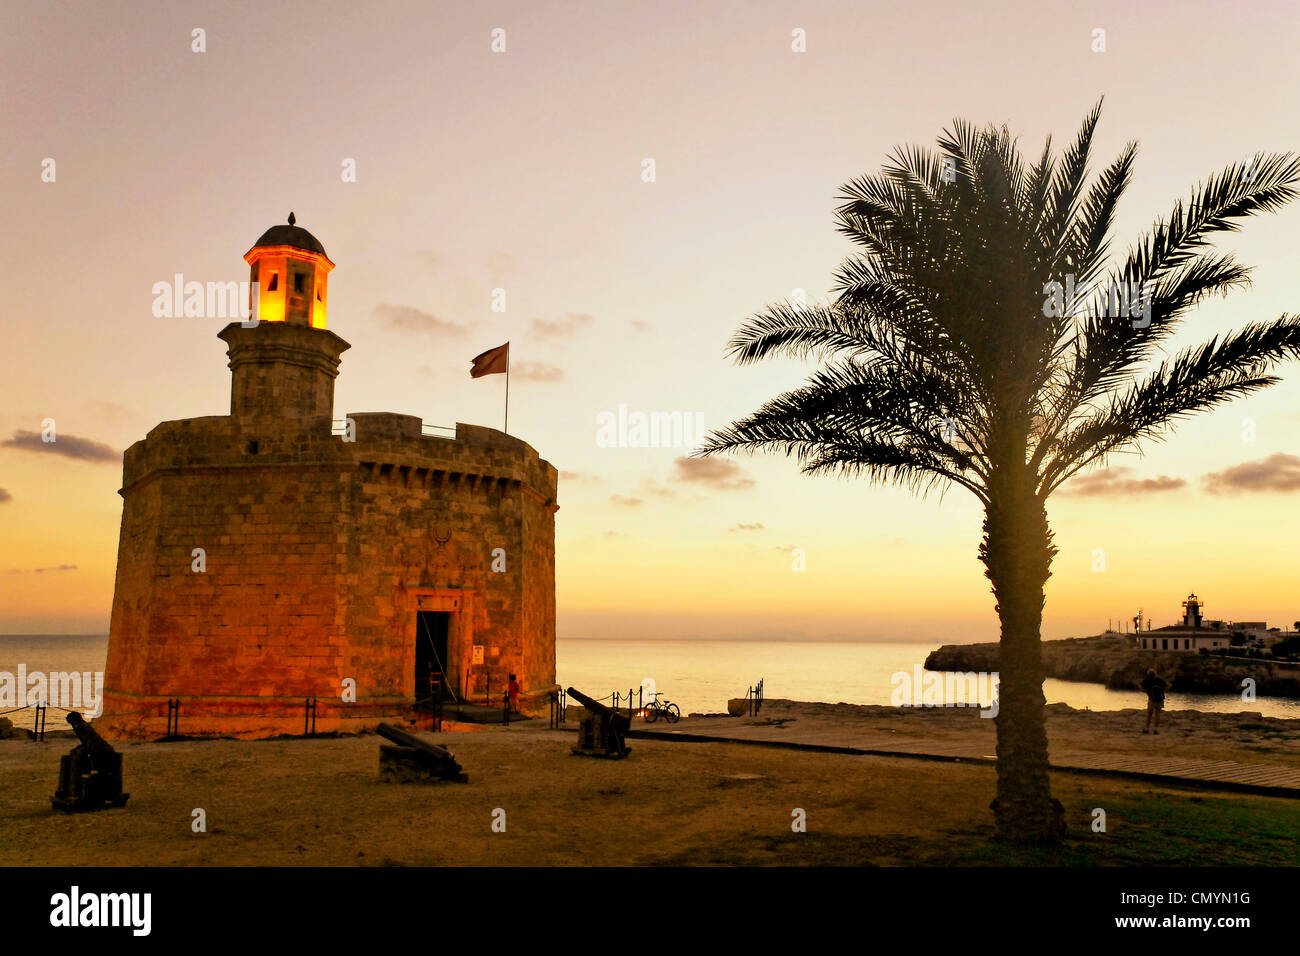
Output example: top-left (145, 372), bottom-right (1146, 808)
top-left (567, 686), bottom-right (631, 758)
top-left (51, 712), bottom-right (130, 812)
top-left (375, 722), bottom-right (469, 783)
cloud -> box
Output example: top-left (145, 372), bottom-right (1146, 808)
top-left (530, 313), bottom-right (593, 340)
top-left (671, 456), bottom-right (755, 491)
top-left (511, 362), bottom-right (565, 383)
top-left (1203, 453), bottom-right (1300, 493)
top-left (610, 495), bottom-right (643, 507)
top-left (1061, 467), bottom-right (1186, 497)
top-left (6, 564), bottom-right (78, 574)
top-left (2, 430), bottom-right (119, 463)
top-left (560, 471), bottom-right (604, 485)
top-left (730, 522), bottom-right (765, 531)
top-left (374, 303), bottom-right (468, 337)
top-left (641, 480), bottom-right (677, 498)
top-left (0, 489), bottom-right (9, 503)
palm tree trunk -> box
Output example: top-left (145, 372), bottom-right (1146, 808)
top-left (980, 480), bottom-right (1066, 843)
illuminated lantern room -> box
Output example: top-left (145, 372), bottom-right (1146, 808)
top-left (245, 212), bottom-right (333, 328)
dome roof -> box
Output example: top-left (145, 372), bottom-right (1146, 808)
top-left (251, 212), bottom-right (327, 257)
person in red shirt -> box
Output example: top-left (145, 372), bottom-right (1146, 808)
top-left (507, 674), bottom-right (521, 713)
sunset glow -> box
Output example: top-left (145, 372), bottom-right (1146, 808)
top-left (3, 0), bottom-right (1299, 645)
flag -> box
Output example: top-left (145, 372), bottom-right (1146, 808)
top-left (470, 342), bottom-right (509, 378)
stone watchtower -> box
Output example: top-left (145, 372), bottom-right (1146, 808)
top-left (99, 216), bottom-right (559, 739)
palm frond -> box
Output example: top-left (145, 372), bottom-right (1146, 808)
top-left (1042, 316), bottom-right (1300, 493)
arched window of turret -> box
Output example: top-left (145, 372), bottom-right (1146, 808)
top-left (267, 272), bottom-right (278, 291)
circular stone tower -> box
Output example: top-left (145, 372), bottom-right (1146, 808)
top-left (98, 216), bottom-right (559, 739)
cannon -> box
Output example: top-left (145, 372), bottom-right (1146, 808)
top-left (566, 686), bottom-right (631, 758)
top-left (51, 712), bottom-right (130, 812)
top-left (375, 722), bottom-right (469, 783)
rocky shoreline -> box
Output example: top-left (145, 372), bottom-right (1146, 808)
top-left (925, 634), bottom-right (1300, 698)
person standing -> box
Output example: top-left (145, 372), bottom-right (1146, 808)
top-left (1141, 669), bottom-right (1167, 734)
top-left (507, 673), bottom-right (521, 714)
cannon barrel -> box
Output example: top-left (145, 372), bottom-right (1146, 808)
top-left (66, 711), bottom-right (116, 760)
top-left (374, 722), bottom-right (467, 782)
top-left (566, 687), bottom-right (630, 730)
top-left (376, 722), bottom-right (455, 761)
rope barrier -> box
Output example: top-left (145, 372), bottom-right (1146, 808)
top-left (0, 704), bottom-right (76, 716)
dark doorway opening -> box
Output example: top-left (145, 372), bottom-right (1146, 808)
top-left (415, 611), bottom-right (450, 701)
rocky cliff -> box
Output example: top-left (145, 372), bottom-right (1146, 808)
top-left (924, 634), bottom-right (1300, 697)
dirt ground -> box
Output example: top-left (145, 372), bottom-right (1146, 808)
top-left (2, 711), bottom-right (1297, 866)
top-left (686, 698), bottom-right (1300, 765)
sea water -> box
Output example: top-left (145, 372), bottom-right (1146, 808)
top-left (2, 634), bottom-right (1296, 730)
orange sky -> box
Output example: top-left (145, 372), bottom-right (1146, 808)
top-left (3, 0), bottom-right (1299, 640)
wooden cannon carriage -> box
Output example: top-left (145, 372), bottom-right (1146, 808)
top-left (52, 711), bottom-right (130, 812)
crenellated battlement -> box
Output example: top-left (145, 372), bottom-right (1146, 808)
top-left (121, 414), bottom-right (557, 507)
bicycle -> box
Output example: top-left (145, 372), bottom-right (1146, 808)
top-left (643, 695), bottom-right (680, 724)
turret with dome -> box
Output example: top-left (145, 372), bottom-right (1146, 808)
top-left (245, 212), bottom-right (334, 328)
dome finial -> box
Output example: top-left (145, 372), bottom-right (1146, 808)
top-left (288, 211), bottom-right (296, 226)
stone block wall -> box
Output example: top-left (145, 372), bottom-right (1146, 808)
top-left (99, 414), bottom-right (558, 739)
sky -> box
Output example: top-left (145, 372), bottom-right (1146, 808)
top-left (2, 0), bottom-right (1299, 641)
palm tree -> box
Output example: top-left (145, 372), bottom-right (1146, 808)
top-left (699, 101), bottom-right (1300, 843)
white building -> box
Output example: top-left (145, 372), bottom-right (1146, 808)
top-left (1139, 593), bottom-right (1245, 652)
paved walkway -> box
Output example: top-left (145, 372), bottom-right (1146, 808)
top-left (626, 717), bottom-right (1300, 798)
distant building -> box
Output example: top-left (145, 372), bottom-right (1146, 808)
top-left (1138, 593), bottom-right (1280, 652)
top-left (1140, 593), bottom-right (1233, 652)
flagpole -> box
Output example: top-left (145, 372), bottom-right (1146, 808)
top-left (504, 347), bottom-right (510, 434)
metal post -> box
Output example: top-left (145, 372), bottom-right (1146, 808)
top-left (169, 698), bottom-right (181, 737)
